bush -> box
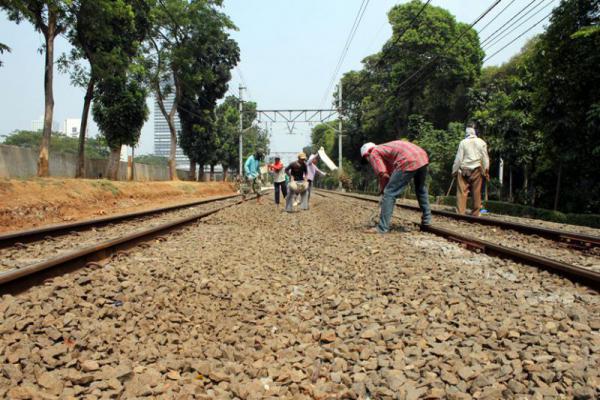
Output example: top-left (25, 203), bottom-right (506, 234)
top-left (433, 196), bottom-right (600, 228)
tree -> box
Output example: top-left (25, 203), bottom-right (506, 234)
top-left (134, 154), bottom-right (169, 166)
top-left (338, 0), bottom-right (483, 171)
top-left (173, 0), bottom-right (239, 180)
top-left (0, 42), bottom-right (10, 67)
top-left (1, 0), bottom-right (70, 176)
top-left (93, 71), bottom-right (149, 180)
top-left (531, 0), bottom-right (600, 212)
top-left (2, 129), bottom-right (110, 159)
top-left (60, 0), bottom-right (149, 178)
top-left (144, 0), bottom-right (189, 181)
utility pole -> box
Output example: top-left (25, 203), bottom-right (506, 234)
top-left (238, 84), bottom-right (245, 177)
top-left (338, 81), bottom-right (343, 189)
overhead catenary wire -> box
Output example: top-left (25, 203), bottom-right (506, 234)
top-left (477, 0), bottom-right (519, 34)
top-left (393, 0), bottom-right (502, 95)
top-left (483, 0), bottom-right (555, 51)
top-left (480, 0), bottom-right (539, 46)
top-left (342, 0), bottom-right (432, 102)
top-left (319, 0), bottom-right (371, 108)
top-left (483, 10), bottom-right (554, 62)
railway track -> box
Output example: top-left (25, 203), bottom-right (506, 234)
top-left (0, 193), bottom-right (249, 291)
top-left (316, 189), bottom-right (600, 289)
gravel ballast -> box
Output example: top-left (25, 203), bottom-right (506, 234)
top-left (0, 196), bottom-right (598, 399)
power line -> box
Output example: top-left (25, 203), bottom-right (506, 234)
top-left (483, 10), bottom-right (553, 63)
top-left (483, 0), bottom-right (555, 51)
top-left (394, 0), bottom-right (502, 95)
top-left (342, 0), bottom-right (432, 101)
top-left (319, 0), bottom-right (371, 108)
top-left (480, 0), bottom-right (539, 46)
top-left (477, 0), bottom-right (518, 34)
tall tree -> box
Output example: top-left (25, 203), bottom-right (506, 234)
top-left (173, 0), bottom-right (239, 180)
top-left (0, 42), bottom-right (10, 66)
top-left (1, 0), bottom-right (70, 176)
top-left (93, 70), bottom-right (149, 179)
top-left (61, 0), bottom-right (149, 178)
top-left (530, 0), bottom-right (599, 212)
top-left (339, 0), bottom-right (483, 166)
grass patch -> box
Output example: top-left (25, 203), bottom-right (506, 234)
top-left (91, 180), bottom-right (121, 196)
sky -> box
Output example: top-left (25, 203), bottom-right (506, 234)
top-left (0, 0), bottom-right (560, 157)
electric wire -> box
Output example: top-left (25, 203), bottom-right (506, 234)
top-left (393, 0), bottom-right (502, 95)
top-left (341, 0), bottom-right (432, 102)
top-left (319, 0), bottom-right (371, 108)
top-left (483, 0), bottom-right (555, 51)
top-left (477, 0), bottom-right (518, 34)
top-left (480, 0), bottom-right (539, 46)
top-left (483, 10), bottom-right (553, 62)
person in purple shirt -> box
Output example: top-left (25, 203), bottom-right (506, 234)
top-left (305, 153), bottom-right (326, 208)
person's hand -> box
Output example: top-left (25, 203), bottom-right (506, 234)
top-left (485, 169), bottom-right (490, 181)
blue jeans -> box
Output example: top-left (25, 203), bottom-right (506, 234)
top-left (377, 165), bottom-right (432, 233)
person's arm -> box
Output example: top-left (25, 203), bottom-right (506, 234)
top-left (480, 140), bottom-right (490, 175)
top-left (452, 142), bottom-right (464, 175)
top-left (315, 165), bottom-right (326, 176)
top-left (368, 152), bottom-right (390, 193)
top-left (285, 163), bottom-right (294, 181)
top-left (244, 157), bottom-right (252, 177)
top-left (302, 163), bottom-right (308, 183)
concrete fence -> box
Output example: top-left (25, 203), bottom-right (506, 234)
top-left (0, 144), bottom-right (189, 181)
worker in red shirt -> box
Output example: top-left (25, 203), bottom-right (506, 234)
top-left (361, 140), bottom-right (432, 233)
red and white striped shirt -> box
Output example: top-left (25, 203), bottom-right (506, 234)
top-left (367, 140), bottom-right (429, 190)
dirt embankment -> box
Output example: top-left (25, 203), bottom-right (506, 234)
top-left (0, 178), bottom-right (235, 233)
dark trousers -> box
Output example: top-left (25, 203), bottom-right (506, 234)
top-left (274, 181), bottom-right (287, 204)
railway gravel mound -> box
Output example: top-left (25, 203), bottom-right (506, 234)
top-left (0, 196), bottom-right (598, 399)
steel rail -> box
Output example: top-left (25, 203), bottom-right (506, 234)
top-left (316, 189), bottom-right (600, 288)
top-left (0, 193), bottom-right (241, 249)
top-left (317, 189), bottom-right (600, 249)
top-left (0, 198), bottom-right (244, 288)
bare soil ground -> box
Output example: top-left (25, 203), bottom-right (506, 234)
top-left (0, 178), bottom-right (235, 233)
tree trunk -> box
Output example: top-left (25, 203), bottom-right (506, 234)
top-left (105, 146), bottom-right (121, 180)
top-left (210, 165), bottom-right (215, 181)
top-left (199, 164), bottom-right (205, 182)
top-left (76, 77), bottom-right (95, 178)
top-left (189, 160), bottom-right (196, 181)
top-left (222, 166), bottom-right (228, 181)
top-left (37, 15), bottom-right (58, 177)
top-left (554, 161), bottom-right (562, 211)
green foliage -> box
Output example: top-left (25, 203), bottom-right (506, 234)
top-left (529, 0), bottom-right (600, 212)
top-left (0, 42), bottom-right (10, 67)
top-left (174, 0), bottom-right (240, 167)
top-left (1, 130), bottom-right (109, 159)
top-left (93, 72), bottom-right (149, 149)
top-left (213, 96), bottom-right (269, 172)
top-left (339, 0), bottom-right (483, 162)
top-left (310, 122), bottom-right (336, 156)
top-left (134, 154), bottom-right (169, 166)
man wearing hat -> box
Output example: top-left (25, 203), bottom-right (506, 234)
top-left (244, 149), bottom-right (265, 204)
top-left (452, 125), bottom-right (490, 216)
top-left (360, 140), bottom-right (432, 233)
top-left (284, 152), bottom-right (309, 212)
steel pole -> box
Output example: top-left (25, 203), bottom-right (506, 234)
top-left (338, 81), bottom-right (343, 189)
top-left (238, 85), bottom-right (244, 177)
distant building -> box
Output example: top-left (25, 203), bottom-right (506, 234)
top-left (153, 93), bottom-right (189, 167)
top-left (63, 118), bottom-right (82, 138)
top-left (31, 116), bottom-right (59, 132)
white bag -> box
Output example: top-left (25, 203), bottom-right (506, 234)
top-left (318, 147), bottom-right (338, 170)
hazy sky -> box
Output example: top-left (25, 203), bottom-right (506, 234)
top-left (0, 0), bottom-right (559, 155)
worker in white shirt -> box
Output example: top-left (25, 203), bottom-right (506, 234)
top-left (452, 125), bottom-right (490, 216)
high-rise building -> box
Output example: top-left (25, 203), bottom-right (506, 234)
top-left (31, 116), bottom-right (59, 132)
top-left (63, 118), bottom-right (82, 138)
top-left (153, 94), bottom-right (189, 167)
